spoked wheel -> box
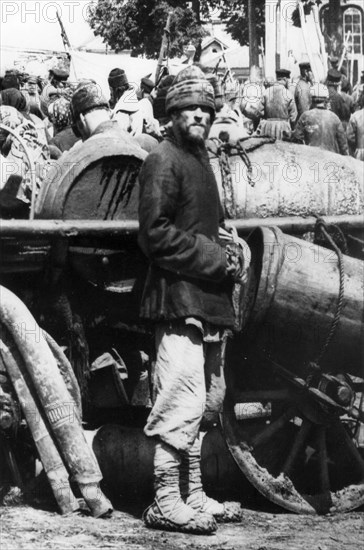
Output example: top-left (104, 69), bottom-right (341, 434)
top-left (221, 350), bottom-right (364, 514)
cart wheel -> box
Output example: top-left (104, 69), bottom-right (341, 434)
top-left (221, 352), bottom-right (364, 514)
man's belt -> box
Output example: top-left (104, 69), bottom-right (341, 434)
top-left (266, 118), bottom-right (289, 121)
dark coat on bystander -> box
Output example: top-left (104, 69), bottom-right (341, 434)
top-left (138, 132), bottom-right (235, 327)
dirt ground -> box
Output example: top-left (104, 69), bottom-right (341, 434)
top-left (0, 497), bottom-right (363, 550)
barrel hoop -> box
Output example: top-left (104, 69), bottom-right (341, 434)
top-left (248, 226), bottom-right (285, 329)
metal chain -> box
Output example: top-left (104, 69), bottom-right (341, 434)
top-left (209, 139), bottom-right (255, 219)
top-left (218, 144), bottom-right (237, 219)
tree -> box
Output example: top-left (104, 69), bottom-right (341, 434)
top-left (218, 1), bottom-right (265, 49)
top-left (88, 0), bottom-right (208, 59)
top-left (88, 1), bottom-right (266, 60)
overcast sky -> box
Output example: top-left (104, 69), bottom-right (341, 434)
top-left (1, 0), bottom-right (98, 51)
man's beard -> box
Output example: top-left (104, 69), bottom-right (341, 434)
top-left (177, 125), bottom-right (207, 154)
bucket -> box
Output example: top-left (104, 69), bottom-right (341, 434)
top-left (241, 227), bottom-right (364, 377)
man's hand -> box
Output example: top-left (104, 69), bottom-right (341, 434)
top-left (225, 242), bottom-right (249, 285)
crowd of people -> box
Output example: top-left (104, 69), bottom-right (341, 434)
top-left (0, 56), bottom-right (363, 217)
top-left (239, 59), bottom-right (364, 158)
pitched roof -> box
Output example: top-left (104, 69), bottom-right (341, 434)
top-left (201, 35), bottom-right (229, 50)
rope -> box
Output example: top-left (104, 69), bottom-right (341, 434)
top-left (313, 218), bottom-right (345, 365)
top-left (314, 218), bottom-right (349, 255)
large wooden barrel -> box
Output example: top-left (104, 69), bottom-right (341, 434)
top-left (209, 141), bottom-right (364, 219)
top-left (240, 226), bottom-right (364, 377)
top-left (87, 425), bottom-right (155, 499)
top-left (34, 131), bottom-right (148, 298)
top-left (86, 425), bottom-right (246, 500)
top-left (36, 132), bottom-right (146, 221)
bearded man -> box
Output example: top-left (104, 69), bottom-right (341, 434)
top-left (138, 66), bottom-right (248, 534)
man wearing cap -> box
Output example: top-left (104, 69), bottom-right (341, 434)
top-left (70, 83), bottom-right (112, 142)
top-left (326, 69), bottom-right (351, 127)
top-left (340, 79), bottom-right (355, 121)
top-left (352, 71), bottom-right (364, 111)
top-left (294, 62), bottom-right (314, 118)
top-left (108, 68), bottom-right (143, 136)
top-left (140, 77), bottom-right (155, 103)
top-left (346, 92), bottom-right (364, 161)
top-left (256, 68), bottom-right (297, 140)
top-left (292, 83), bottom-right (348, 155)
top-left (138, 65), bottom-right (247, 534)
top-left (137, 76), bottom-right (161, 141)
top-left (49, 97), bottom-right (80, 153)
top-left (152, 74), bottom-right (175, 136)
top-left (329, 56), bottom-right (352, 94)
top-left (71, 82), bottom-right (155, 153)
top-left (1, 70), bottom-right (21, 91)
top-left (40, 68), bottom-right (71, 117)
top-left (25, 75), bottom-right (44, 119)
top-left (239, 77), bottom-right (265, 131)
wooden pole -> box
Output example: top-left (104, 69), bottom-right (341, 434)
top-left (338, 31), bottom-right (351, 71)
top-left (155, 12), bottom-right (173, 85)
top-left (260, 38), bottom-right (266, 81)
top-left (0, 216), bottom-right (362, 238)
top-left (56, 11), bottom-right (78, 81)
top-left (248, 0), bottom-right (259, 68)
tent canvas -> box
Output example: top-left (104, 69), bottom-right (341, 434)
top-left (1, 46), bottom-right (161, 98)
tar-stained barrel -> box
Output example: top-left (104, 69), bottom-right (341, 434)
top-left (240, 226), bottom-right (364, 378)
top-left (34, 130), bottom-right (148, 301)
top-left (35, 131), bottom-right (146, 221)
top-left (209, 140), bottom-right (364, 220)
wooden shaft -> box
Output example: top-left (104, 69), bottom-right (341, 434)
top-left (251, 407), bottom-right (296, 448)
top-left (333, 420), bottom-right (364, 478)
top-left (282, 419), bottom-right (312, 476)
top-left (232, 390), bottom-right (291, 402)
top-left (155, 12), bottom-right (173, 85)
top-left (0, 220), bottom-right (140, 237)
top-left (317, 425), bottom-right (331, 494)
top-left (0, 215), bottom-right (362, 238)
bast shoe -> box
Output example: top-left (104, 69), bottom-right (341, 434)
top-left (143, 497), bottom-right (217, 535)
top-left (188, 493), bottom-right (243, 523)
top-left (212, 501), bottom-right (243, 523)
